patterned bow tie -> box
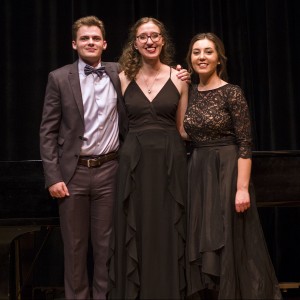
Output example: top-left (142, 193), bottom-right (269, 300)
top-left (84, 65), bottom-right (106, 78)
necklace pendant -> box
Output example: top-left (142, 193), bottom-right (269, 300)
top-left (148, 90), bottom-right (151, 94)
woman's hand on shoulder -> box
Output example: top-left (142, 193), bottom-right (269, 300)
top-left (174, 64), bottom-right (191, 84)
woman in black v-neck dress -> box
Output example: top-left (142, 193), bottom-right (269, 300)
top-left (107, 17), bottom-right (189, 299)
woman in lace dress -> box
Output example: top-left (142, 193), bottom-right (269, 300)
top-left (183, 33), bottom-right (282, 299)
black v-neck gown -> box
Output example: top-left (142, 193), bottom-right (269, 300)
top-left (108, 78), bottom-right (187, 299)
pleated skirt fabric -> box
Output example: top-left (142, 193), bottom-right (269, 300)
top-left (186, 141), bottom-right (282, 299)
top-left (108, 127), bottom-right (187, 299)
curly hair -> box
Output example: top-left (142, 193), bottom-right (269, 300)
top-left (72, 16), bottom-right (106, 40)
top-left (186, 32), bottom-right (228, 82)
top-left (119, 17), bottom-right (175, 81)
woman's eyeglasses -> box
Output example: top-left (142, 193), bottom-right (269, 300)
top-left (136, 32), bottom-right (162, 43)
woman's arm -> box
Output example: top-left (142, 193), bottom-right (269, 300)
top-left (119, 71), bottom-right (131, 95)
top-left (235, 157), bottom-right (252, 213)
top-left (176, 79), bottom-right (189, 140)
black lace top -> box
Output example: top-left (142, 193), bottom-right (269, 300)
top-left (183, 83), bottom-right (252, 158)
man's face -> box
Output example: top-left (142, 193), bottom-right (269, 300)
top-left (72, 25), bottom-right (107, 67)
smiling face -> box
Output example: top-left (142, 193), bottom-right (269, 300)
top-left (134, 21), bottom-right (164, 62)
top-left (72, 25), bottom-right (107, 67)
top-left (191, 38), bottom-right (220, 79)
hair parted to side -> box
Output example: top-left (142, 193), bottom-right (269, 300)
top-left (186, 32), bottom-right (228, 82)
top-left (118, 17), bottom-right (175, 81)
top-left (72, 16), bottom-right (106, 40)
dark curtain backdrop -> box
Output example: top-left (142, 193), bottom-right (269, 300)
top-left (1, 0), bottom-right (300, 288)
top-left (1, 0), bottom-right (300, 160)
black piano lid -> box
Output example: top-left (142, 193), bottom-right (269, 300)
top-left (0, 160), bottom-right (59, 225)
top-left (252, 150), bottom-right (300, 207)
top-left (0, 151), bottom-right (299, 224)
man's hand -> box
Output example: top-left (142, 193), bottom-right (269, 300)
top-left (49, 181), bottom-right (70, 199)
top-left (175, 64), bottom-right (191, 84)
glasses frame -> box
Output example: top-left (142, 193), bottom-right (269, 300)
top-left (136, 32), bottom-right (162, 44)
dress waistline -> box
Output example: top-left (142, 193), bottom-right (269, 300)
top-left (192, 137), bottom-right (236, 148)
top-left (129, 123), bottom-right (177, 133)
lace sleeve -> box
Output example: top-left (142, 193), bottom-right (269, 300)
top-left (227, 85), bottom-right (253, 158)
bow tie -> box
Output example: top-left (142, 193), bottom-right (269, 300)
top-left (84, 65), bottom-right (106, 78)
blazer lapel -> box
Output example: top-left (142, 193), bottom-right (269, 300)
top-left (102, 62), bottom-right (123, 100)
top-left (68, 61), bottom-right (84, 122)
top-left (103, 62), bottom-right (128, 141)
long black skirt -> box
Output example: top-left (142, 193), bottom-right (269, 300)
top-left (186, 141), bottom-right (282, 299)
top-left (108, 128), bottom-right (187, 299)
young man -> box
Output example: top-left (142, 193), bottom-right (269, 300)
top-left (40, 16), bottom-right (127, 299)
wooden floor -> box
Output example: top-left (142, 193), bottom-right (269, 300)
top-left (10, 231), bottom-right (300, 299)
top-left (19, 286), bottom-right (300, 300)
